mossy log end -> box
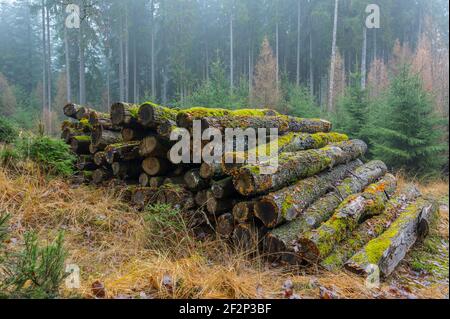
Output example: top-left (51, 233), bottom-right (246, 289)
top-left (216, 213), bottom-right (235, 239)
top-left (92, 125), bottom-right (123, 148)
top-left (233, 139), bottom-right (368, 196)
top-left (233, 201), bottom-right (256, 223)
top-left (222, 132), bottom-right (349, 175)
top-left (298, 174), bottom-right (398, 263)
top-left (321, 185), bottom-right (421, 271)
top-left (345, 197), bottom-right (438, 277)
top-left (105, 142), bottom-right (141, 164)
top-left (139, 136), bottom-right (169, 158)
top-left (254, 160), bottom-right (362, 229)
top-left (142, 157), bottom-right (171, 176)
top-left (138, 102), bottom-right (178, 128)
top-left (264, 160), bottom-right (389, 263)
top-left (111, 102), bottom-right (139, 126)
top-left (70, 136), bottom-right (91, 154)
top-left (211, 177), bottom-right (236, 199)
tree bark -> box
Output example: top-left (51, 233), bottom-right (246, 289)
top-left (361, 26), bottom-right (367, 90)
top-left (105, 142), bottom-right (140, 164)
top-left (296, 0), bottom-right (301, 86)
top-left (328, 0), bottom-right (339, 112)
top-left (110, 102), bottom-right (139, 126)
top-left (255, 160), bottom-right (362, 228)
top-left (345, 197), bottom-right (438, 277)
top-left (298, 174), bottom-right (398, 263)
top-left (321, 185), bottom-right (421, 271)
top-left (233, 139), bottom-right (367, 196)
top-left (263, 160), bottom-right (388, 263)
top-left (91, 125), bottom-right (123, 149)
top-left (142, 157), bottom-right (171, 176)
top-left (138, 102), bottom-right (178, 128)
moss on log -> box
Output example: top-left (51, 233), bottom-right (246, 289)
top-left (138, 102), bottom-right (178, 128)
top-left (254, 160), bottom-right (363, 229)
top-left (345, 197), bottom-right (438, 277)
top-left (321, 185), bottom-right (421, 271)
top-left (298, 174), bottom-right (398, 263)
top-left (222, 132), bottom-right (349, 175)
top-left (105, 142), bottom-right (140, 164)
top-left (70, 136), bottom-right (91, 154)
top-left (233, 139), bottom-right (368, 196)
top-left (263, 160), bottom-right (389, 263)
top-left (111, 102), bottom-right (139, 126)
top-left (201, 115), bottom-right (332, 135)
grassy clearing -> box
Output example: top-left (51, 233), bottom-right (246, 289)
top-left (0, 164), bottom-right (448, 299)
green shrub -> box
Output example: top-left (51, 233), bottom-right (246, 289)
top-left (0, 116), bottom-right (18, 144)
top-left (19, 136), bottom-right (76, 177)
top-left (3, 231), bottom-right (68, 299)
top-left (0, 146), bottom-right (21, 167)
top-left (0, 213), bottom-right (10, 248)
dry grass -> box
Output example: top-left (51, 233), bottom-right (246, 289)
top-left (0, 164), bottom-right (448, 299)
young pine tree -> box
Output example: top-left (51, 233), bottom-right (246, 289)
top-left (370, 64), bottom-right (447, 176)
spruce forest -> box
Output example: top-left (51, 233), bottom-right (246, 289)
top-left (0, 0), bottom-right (448, 300)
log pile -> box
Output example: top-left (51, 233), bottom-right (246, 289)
top-left (61, 102), bottom-right (437, 278)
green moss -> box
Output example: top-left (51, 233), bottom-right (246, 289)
top-left (129, 106), bottom-right (140, 119)
top-left (73, 135), bottom-right (91, 142)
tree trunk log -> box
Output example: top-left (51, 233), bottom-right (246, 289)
top-left (139, 173), bottom-right (149, 187)
top-left (255, 160), bottom-right (362, 228)
top-left (93, 151), bottom-right (107, 167)
top-left (138, 102), bottom-right (178, 128)
top-left (111, 102), bottom-right (139, 126)
top-left (345, 197), bottom-right (438, 277)
top-left (232, 222), bottom-right (267, 252)
top-left (298, 174), bottom-right (398, 263)
top-left (121, 127), bottom-right (147, 142)
top-left (92, 168), bottom-right (112, 185)
top-left (233, 140), bottom-right (368, 196)
top-left (92, 125), bottom-right (123, 149)
top-left (211, 177), bottom-right (236, 199)
top-left (156, 120), bottom-right (181, 140)
top-left (233, 201), bottom-right (256, 224)
top-left (200, 162), bottom-right (225, 179)
top-left (105, 142), bottom-right (140, 164)
top-left (75, 106), bottom-right (94, 120)
top-left (263, 160), bottom-right (389, 263)
top-left (195, 190), bottom-right (209, 207)
top-left (70, 136), bottom-right (91, 154)
top-left (201, 115), bottom-right (332, 134)
top-left (206, 191), bottom-right (237, 215)
top-left (142, 157), bottom-right (171, 176)
top-left (112, 160), bottom-right (141, 180)
top-left (139, 136), bottom-right (169, 158)
top-left (222, 132), bottom-right (349, 175)
top-left (184, 169), bottom-right (210, 191)
top-left (76, 155), bottom-right (96, 171)
top-left (63, 103), bottom-right (83, 119)
top-left (217, 213), bottom-right (235, 239)
top-left (321, 185), bottom-right (421, 271)
top-left (176, 108), bottom-right (279, 129)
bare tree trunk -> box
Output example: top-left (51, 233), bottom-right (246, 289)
top-left (328, 0), bottom-right (339, 112)
top-left (296, 0), bottom-right (301, 86)
top-left (150, 0), bottom-right (156, 99)
top-left (119, 15), bottom-right (125, 101)
top-left (230, 9), bottom-right (234, 95)
top-left (361, 26), bottom-right (367, 90)
top-left (309, 31), bottom-right (314, 97)
top-left (133, 36), bottom-right (138, 104)
top-left (125, 6), bottom-right (129, 102)
top-left (41, 0), bottom-right (47, 127)
top-left (78, 1), bottom-right (85, 105)
top-left (64, 26), bottom-right (71, 102)
top-left (46, 4), bottom-right (52, 132)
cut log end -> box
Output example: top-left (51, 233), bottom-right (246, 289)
top-left (254, 200), bottom-right (278, 229)
top-left (142, 157), bottom-right (171, 176)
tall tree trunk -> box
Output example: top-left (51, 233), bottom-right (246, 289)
top-left (119, 15), bottom-right (125, 101)
top-left (133, 36), bottom-right (137, 103)
top-left (150, 0), bottom-right (156, 99)
top-left (78, 1), bottom-right (85, 105)
top-left (296, 0), bottom-right (301, 86)
top-left (64, 26), bottom-right (71, 102)
top-left (46, 4), bottom-right (52, 133)
top-left (125, 6), bottom-right (129, 102)
top-left (41, 0), bottom-right (47, 128)
top-left (230, 9), bottom-right (234, 95)
top-left (309, 31), bottom-right (314, 97)
top-left (361, 26), bottom-right (367, 90)
top-left (328, 0), bottom-right (339, 112)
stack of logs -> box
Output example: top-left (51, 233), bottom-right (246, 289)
top-left (62, 102), bottom-right (438, 278)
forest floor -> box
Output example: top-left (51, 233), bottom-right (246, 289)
top-left (0, 163), bottom-right (448, 299)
